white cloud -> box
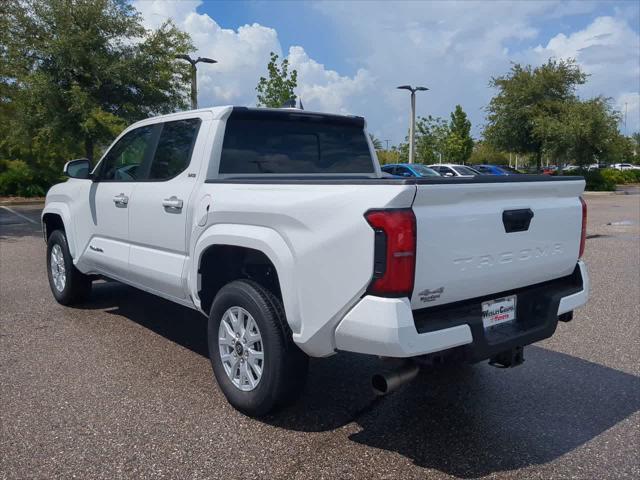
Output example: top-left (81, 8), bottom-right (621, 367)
top-left (531, 16), bottom-right (639, 73)
top-left (288, 46), bottom-right (375, 115)
top-left (132, 1), bottom-right (640, 142)
top-left (528, 15), bottom-right (640, 132)
top-left (134, 0), bottom-right (281, 106)
top-left (132, 0), bottom-right (372, 115)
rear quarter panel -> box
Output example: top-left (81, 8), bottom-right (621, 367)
top-left (191, 182), bottom-right (416, 357)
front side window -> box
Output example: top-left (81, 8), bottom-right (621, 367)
top-left (148, 119), bottom-right (201, 180)
top-left (219, 111), bottom-right (374, 175)
top-left (453, 166), bottom-right (479, 176)
top-left (411, 164), bottom-right (440, 177)
top-left (98, 126), bottom-right (155, 181)
top-left (396, 166), bottom-right (414, 177)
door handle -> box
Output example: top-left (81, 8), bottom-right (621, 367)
top-left (113, 193), bottom-right (129, 207)
top-left (162, 196), bottom-right (183, 210)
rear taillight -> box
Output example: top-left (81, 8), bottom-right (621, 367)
top-left (579, 196), bottom-right (587, 258)
top-left (364, 209), bottom-right (416, 297)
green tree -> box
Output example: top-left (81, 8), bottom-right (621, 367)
top-left (2, 0), bottom-right (194, 163)
top-left (256, 52), bottom-right (298, 108)
top-left (484, 59), bottom-right (587, 170)
top-left (376, 149), bottom-right (401, 165)
top-left (369, 134), bottom-right (383, 150)
top-left (447, 105), bottom-right (474, 164)
top-left (414, 115), bottom-right (449, 163)
top-left (468, 141), bottom-right (510, 165)
top-left (631, 132), bottom-right (640, 162)
top-left (534, 96), bottom-right (622, 167)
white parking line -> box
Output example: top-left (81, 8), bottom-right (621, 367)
top-left (0, 206), bottom-right (39, 225)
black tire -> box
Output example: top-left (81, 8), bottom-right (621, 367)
top-left (208, 279), bottom-right (308, 416)
top-left (46, 229), bottom-right (92, 305)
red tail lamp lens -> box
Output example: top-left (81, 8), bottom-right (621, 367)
top-left (365, 209), bottom-right (416, 297)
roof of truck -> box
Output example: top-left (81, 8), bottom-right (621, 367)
top-left (141, 106), bottom-right (365, 123)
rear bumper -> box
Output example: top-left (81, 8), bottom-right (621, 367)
top-left (334, 260), bottom-right (589, 359)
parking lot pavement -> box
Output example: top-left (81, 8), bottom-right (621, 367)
top-left (1, 196), bottom-right (639, 479)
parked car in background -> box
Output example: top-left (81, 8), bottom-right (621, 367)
top-left (381, 163), bottom-right (441, 178)
top-left (612, 163), bottom-right (640, 171)
top-left (428, 164), bottom-right (481, 177)
top-left (474, 164), bottom-right (521, 175)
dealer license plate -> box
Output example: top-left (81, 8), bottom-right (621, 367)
top-left (482, 295), bottom-right (517, 329)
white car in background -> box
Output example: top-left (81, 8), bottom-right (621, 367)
top-left (612, 163), bottom-right (640, 171)
top-left (428, 163), bottom-right (481, 177)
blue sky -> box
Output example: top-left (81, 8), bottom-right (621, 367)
top-left (135, 0), bottom-right (640, 145)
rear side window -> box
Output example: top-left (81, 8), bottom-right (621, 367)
top-left (148, 119), bottom-right (201, 180)
top-left (219, 112), bottom-right (374, 175)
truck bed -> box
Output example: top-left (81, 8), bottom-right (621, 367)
top-left (206, 175), bottom-right (583, 184)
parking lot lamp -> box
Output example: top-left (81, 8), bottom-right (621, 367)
top-left (175, 55), bottom-right (217, 110)
top-left (397, 85), bottom-right (429, 163)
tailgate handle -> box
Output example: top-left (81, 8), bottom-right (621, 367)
top-left (502, 209), bottom-right (534, 233)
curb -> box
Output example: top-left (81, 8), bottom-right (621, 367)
top-left (0, 198), bottom-right (45, 206)
top-left (582, 191), bottom-right (617, 196)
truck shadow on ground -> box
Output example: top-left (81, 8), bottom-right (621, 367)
top-left (88, 281), bottom-right (640, 479)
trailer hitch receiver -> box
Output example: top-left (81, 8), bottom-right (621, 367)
top-left (489, 346), bottom-right (525, 368)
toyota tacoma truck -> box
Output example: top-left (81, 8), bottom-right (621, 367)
top-left (42, 107), bottom-right (589, 416)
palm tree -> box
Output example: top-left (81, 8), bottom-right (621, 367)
top-left (369, 133), bottom-right (383, 150)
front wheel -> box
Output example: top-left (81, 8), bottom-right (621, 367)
top-left (46, 230), bottom-right (92, 305)
top-left (208, 280), bottom-right (308, 416)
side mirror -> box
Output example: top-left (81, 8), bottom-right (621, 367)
top-left (63, 158), bottom-right (91, 179)
top-left (444, 172), bottom-right (454, 177)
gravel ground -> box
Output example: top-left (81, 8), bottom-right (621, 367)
top-left (1, 195), bottom-right (638, 480)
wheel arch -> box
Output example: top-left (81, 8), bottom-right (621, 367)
top-left (41, 204), bottom-right (76, 258)
top-left (191, 224), bottom-right (300, 334)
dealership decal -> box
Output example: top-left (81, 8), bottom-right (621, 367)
top-left (482, 304), bottom-right (515, 322)
top-left (419, 287), bottom-right (444, 303)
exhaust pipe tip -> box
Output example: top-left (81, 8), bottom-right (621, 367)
top-left (371, 373), bottom-right (391, 396)
top-left (372, 362), bottom-right (419, 396)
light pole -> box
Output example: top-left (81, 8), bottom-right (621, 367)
top-left (175, 54), bottom-right (217, 110)
top-left (397, 85), bottom-right (428, 163)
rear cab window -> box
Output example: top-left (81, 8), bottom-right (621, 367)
top-left (215, 108), bottom-right (376, 177)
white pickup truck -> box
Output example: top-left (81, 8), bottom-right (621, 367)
top-left (43, 107), bottom-right (589, 416)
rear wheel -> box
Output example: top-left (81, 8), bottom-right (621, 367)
top-left (208, 279), bottom-right (308, 416)
top-left (46, 230), bottom-right (92, 305)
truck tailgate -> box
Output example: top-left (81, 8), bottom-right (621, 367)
top-left (410, 178), bottom-right (585, 310)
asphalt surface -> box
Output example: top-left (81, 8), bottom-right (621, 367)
top-left (1, 195), bottom-right (639, 479)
